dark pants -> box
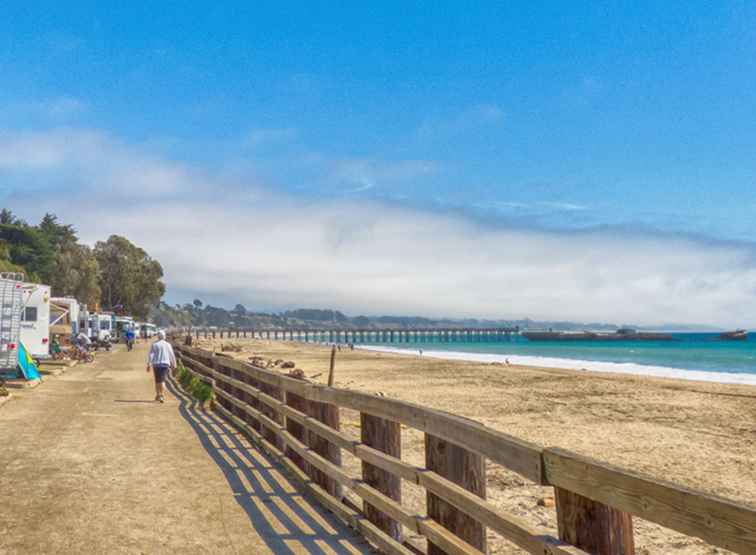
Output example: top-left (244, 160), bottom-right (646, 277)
top-left (153, 364), bottom-right (169, 383)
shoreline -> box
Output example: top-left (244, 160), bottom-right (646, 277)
top-left (357, 343), bottom-right (756, 387)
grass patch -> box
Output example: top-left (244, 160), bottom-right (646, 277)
top-left (177, 362), bottom-right (214, 404)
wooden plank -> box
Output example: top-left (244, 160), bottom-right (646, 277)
top-left (362, 413), bottom-right (403, 541)
top-left (416, 519), bottom-right (484, 555)
top-left (279, 402), bottom-right (358, 453)
top-left (355, 444), bottom-right (420, 484)
top-left (316, 387), bottom-right (544, 484)
top-left (543, 448), bottom-right (756, 554)
top-left (419, 471), bottom-right (587, 555)
top-left (426, 434), bottom-right (486, 555)
top-left (554, 487), bottom-right (634, 555)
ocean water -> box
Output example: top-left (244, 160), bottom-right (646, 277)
top-left (358, 333), bottom-right (756, 386)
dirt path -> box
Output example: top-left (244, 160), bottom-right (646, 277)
top-left (0, 344), bottom-right (371, 555)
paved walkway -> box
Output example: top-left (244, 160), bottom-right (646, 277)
top-left (0, 344), bottom-right (371, 554)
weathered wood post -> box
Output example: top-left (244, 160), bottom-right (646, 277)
top-left (327, 345), bottom-right (336, 387)
top-left (361, 414), bottom-right (402, 541)
top-left (284, 375), bottom-right (308, 473)
top-left (425, 435), bottom-right (487, 555)
top-left (306, 399), bottom-right (342, 498)
top-left (554, 488), bottom-right (635, 555)
top-left (259, 381), bottom-right (283, 450)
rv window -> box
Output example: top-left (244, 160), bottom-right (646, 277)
top-left (22, 307), bottom-right (38, 322)
top-left (101, 321), bottom-right (111, 330)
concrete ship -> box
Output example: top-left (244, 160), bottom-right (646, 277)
top-left (522, 328), bottom-right (674, 341)
top-left (719, 329), bottom-right (748, 340)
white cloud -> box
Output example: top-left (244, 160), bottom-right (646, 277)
top-left (4, 127), bottom-right (756, 327)
top-left (330, 158), bottom-right (438, 194)
top-left (245, 127), bottom-right (298, 147)
top-left (416, 103), bottom-right (505, 141)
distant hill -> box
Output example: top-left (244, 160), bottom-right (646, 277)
top-left (151, 301), bottom-right (719, 331)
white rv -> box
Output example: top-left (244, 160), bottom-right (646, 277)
top-left (140, 322), bottom-right (157, 339)
top-left (20, 282), bottom-right (51, 359)
top-left (50, 297), bottom-right (80, 343)
top-left (88, 313), bottom-right (114, 342)
top-left (114, 316), bottom-right (135, 342)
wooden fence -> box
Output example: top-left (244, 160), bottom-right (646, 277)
top-left (172, 342), bottom-right (756, 555)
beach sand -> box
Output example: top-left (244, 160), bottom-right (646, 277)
top-left (191, 337), bottom-right (756, 554)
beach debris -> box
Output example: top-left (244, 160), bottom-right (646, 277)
top-left (280, 361), bottom-right (295, 369)
top-left (273, 359), bottom-right (284, 366)
top-left (221, 343), bottom-right (243, 352)
top-left (309, 372), bottom-right (323, 379)
top-left (537, 496), bottom-right (555, 508)
top-left (287, 368), bottom-right (305, 379)
top-left (248, 355), bottom-right (269, 367)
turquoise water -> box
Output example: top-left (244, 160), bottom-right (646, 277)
top-left (362, 333), bottom-right (756, 381)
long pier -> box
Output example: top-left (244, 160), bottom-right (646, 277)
top-left (180, 327), bottom-right (519, 343)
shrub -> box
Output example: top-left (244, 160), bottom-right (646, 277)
top-left (176, 362), bottom-right (214, 405)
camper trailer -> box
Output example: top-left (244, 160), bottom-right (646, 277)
top-left (19, 282), bottom-right (52, 360)
top-left (88, 313), bottom-right (114, 343)
top-left (140, 322), bottom-right (157, 339)
top-left (50, 297), bottom-right (80, 344)
top-left (114, 316), bottom-right (135, 343)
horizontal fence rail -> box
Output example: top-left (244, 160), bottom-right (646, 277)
top-left (171, 341), bottom-right (756, 555)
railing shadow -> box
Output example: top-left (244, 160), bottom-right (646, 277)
top-left (165, 378), bottom-right (370, 555)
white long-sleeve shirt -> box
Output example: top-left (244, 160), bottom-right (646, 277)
top-left (148, 339), bottom-right (176, 367)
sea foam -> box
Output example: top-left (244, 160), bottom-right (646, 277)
top-left (357, 345), bottom-right (756, 386)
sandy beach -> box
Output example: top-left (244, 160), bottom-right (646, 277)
top-left (192, 337), bottom-right (756, 554)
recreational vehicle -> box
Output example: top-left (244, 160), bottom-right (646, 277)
top-left (114, 316), bottom-right (135, 342)
top-left (50, 297), bottom-right (80, 344)
top-left (88, 313), bottom-right (114, 343)
top-left (0, 274), bottom-right (24, 375)
top-left (19, 282), bottom-right (51, 360)
top-left (140, 322), bottom-right (157, 339)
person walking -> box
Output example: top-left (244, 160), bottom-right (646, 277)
top-left (125, 327), bottom-right (136, 351)
top-left (146, 330), bottom-right (176, 403)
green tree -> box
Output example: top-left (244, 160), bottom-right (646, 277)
top-left (0, 221), bottom-right (55, 281)
top-left (36, 214), bottom-right (101, 304)
top-left (94, 235), bottom-right (165, 319)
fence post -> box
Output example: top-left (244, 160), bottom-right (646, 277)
top-left (306, 399), bottom-right (342, 498)
top-left (260, 382), bottom-right (283, 450)
top-left (554, 488), bottom-right (635, 555)
top-left (425, 434), bottom-right (487, 555)
top-left (284, 376), bottom-right (309, 473)
top-left (361, 414), bottom-right (402, 541)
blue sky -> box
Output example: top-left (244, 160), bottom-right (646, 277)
top-left (2, 3), bottom-right (756, 325)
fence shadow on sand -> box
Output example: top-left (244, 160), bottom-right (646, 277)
top-left (165, 378), bottom-right (371, 555)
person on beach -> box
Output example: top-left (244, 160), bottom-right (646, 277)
top-left (146, 330), bottom-right (176, 403)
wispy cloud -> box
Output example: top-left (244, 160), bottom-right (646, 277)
top-left (244, 127), bottom-right (298, 147)
top-left (416, 103), bottom-right (504, 141)
top-left (4, 127), bottom-right (756, 327)
top-left (330, 158), bottom-right (438, 194)
top-left (0, 96), bottom-right (87, 121)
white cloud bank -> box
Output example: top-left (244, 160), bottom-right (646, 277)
top-left (2, 128), bottom-right (756, 327)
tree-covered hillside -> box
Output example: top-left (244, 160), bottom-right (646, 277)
top-left (0, 209), bottom-right (165, 319)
